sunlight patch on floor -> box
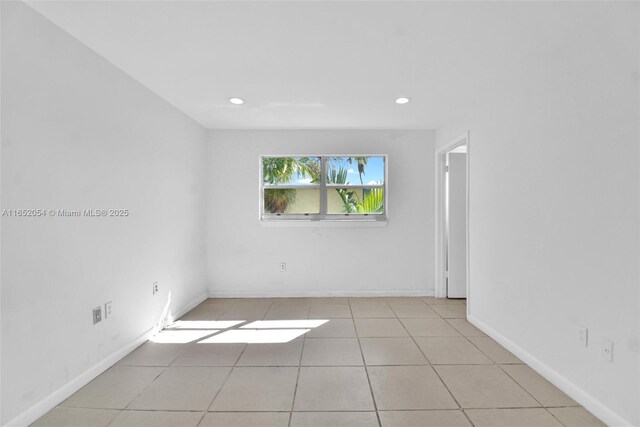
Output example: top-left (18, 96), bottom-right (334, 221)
top-left (198, 329), bottom-right (310, 344)
top-left (149, 330), bottom-right (217, 344)
top-left (166, 320), bottom-right (244, 329)
top-left (241, 320), bottom-right (329, 329)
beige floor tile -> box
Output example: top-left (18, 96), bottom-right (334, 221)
top-left (128, 367), bottom-right (230, 411)
top-left (181, 306), bottom-right (227, 320)
top-left (236, 339), bottom-right (303, 366)
top-left (308, 304), bottom-right (352, 318)
top-left (368, 366), bottom-right (458, 410)
top-left (61, 366), bottom-right (163, 409)
top-left (301, 338), bottom-right (363, 366)
top-left (263, 304), bottom-right (310, 319)
top-left (349, 297), bottom-right (387, 304)
top-left (31, 408), bottom-right (120, 427)
top-left (290, 411), bottom-right (378, 427)
top-left (547, 407), bottom-right (606, 426)
top-left (116, 343), bottom-right (185, 366)
top-left (262, 311), bottom-right (310, 320)
top-left (171, 343), bottom-right (246, 366)
top-left (354, 319), bottom-right (408, 337)
top-left (466, 408), bottom-right (563, 427)
top-left (166, 320), bottom-right (244, 330)
top-left (469, 336), bottom-right (520, 364)
top-left (218, 308), bottom-right (270, 320)
top-left (385, 297), bottom-right (426, 304)
top-left (197, 301), bottom-right (235, 310)
top-left (379, 410), bottom-right (472, 427)
top-left (227, 300), bottom-right (273, 308)
top-left (210, 367), bottom-right (298, 411)
top-left (216, 301), bottom-right (272, 318)
top-left (308, 297), bottom-right (349, 304)
top-left (351, 303), bottom-right (396, 318)
top-left (294, 367), bottom-right (374, 411)
top-left (415, 337), bottom-right (493, 365)
top-left (401, 319), bottom-right (461, 337)
top-left (305, 319), bottom-right (357, 338)
top-left (200, 412), bottom-right (290, 427)
top-left (431, 305), bottom-right (467, 318)
top-left (425, 298), bottom-right (467, 305)
top-left (391, 304), bottom-right (440, 319)
top-left (360, 337), bottom-right (428, 365)
top-left (501, 364), bottom-right (578, 407)
top-left (267, 298), bottom-right (309, 305)
top-left (435, 365), bottom-right (540, 408)
top-left (446, 319), bottom-right (487, 337)
top-left (109, 410), bottom-right (204, 427)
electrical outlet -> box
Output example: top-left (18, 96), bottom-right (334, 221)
top-left (104, 301), bottom-right (112, 319)
top-left (578, 325), bottom-right (588, 347)
top-left (602, 339), bottom-right (614, 362)
top-left (280, 262), bottom-right (286, 272)
top-left (153, 282), bottom-right (159, 295)
top-left (93, 306), bottom-right (102, 324)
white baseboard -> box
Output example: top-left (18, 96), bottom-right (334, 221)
top-left (172, 291), bottom-right (208, 319)
top-left (468, 314), bottom-right (633, 427)
top-left (4, 327), bottom-right (153, 427)
top-left (4, 290), bottom-right (208, 427)
top-left (207, 289), bottom-right (435, 298)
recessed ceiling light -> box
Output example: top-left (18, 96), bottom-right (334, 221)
top-left (229, 97), bottom-right (244, 105)
top-left (395, 97), bottom-right (411, 105)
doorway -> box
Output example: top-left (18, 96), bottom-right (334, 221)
top-left (435, 133), bottom-right (469, 307)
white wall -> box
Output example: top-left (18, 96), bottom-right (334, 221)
top-left (437, 2), bottom-right (640, 425)
top-left (207, 130), bottom-right (434, 297)
top-left (1, 2), bottom-right (207, 424)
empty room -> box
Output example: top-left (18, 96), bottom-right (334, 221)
top-left (1, 1), bottom-right (639, 426)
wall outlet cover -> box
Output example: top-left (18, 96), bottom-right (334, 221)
top-left (93, 306), bottom-right (102, 324)
top-left (578, 325), bottom-right (588, 347)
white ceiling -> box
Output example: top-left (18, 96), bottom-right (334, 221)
top-left (26, 1), bottom-right (603, 129)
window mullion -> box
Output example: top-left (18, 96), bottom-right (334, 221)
top-left (320, 156), bottom-right (328, 218)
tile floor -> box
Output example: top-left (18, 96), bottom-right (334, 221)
top-left (32, 297), bottom-right (605, 427)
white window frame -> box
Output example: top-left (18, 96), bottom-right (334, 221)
top-left (259, 154), bottom-right (388, 223)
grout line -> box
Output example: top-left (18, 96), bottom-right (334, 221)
top-left (545, 407), bottom-right (572, 427)
top-left (495, 363), bottom-right (546, 408)
top-left (286, 299), bottom-right (311, 427)
top-left (456, 325), bottom-right (547, 410)
top-left (288, 333), bottom-right (307, 427)
top-left (193, 411), bottom-right (208, 427)
top-left (201, 363), bottom-right (235, 413)
top-left (398, 304), bottom-right (476, 426)
top-left (461, 408), bottom-right (477, 427)
top-left (393, 301), bottom-right (478, 426)
top-left (349, 299), bottom-right (383, 427)
top-left (118, 365), bottom-right (169, 412)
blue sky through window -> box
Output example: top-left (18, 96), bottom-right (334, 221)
top-left (263, 156), bottom-right (384, 186)
top-left (327, 156), bottom-right (384, 186)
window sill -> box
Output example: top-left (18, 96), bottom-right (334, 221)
top-left (260, 219), bottom-right (388, 228)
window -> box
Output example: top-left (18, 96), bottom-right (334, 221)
top-left (260, 155), bottom-right (386, 222)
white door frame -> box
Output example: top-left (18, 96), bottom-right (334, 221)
top-left (435, 132), bottom-right (470, 309)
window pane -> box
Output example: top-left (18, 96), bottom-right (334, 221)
top-left (263, 157), bottom-right (321, 186)
top-left (264, 188), bottom-right (320, 215)
top-left (327, 188), bottom-right (361, 214)
top-left (326, 156), bottom-right (384, 186)
top-left (361, 188), bottom-right (385, 214)
top-left (326, 187), bottom-right (385, 215)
